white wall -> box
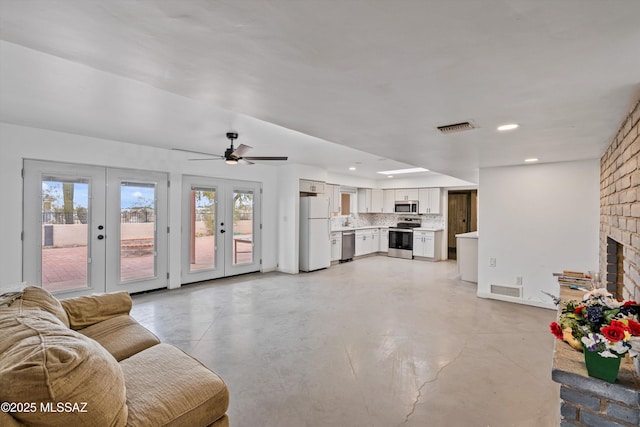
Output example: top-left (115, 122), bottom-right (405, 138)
top-left (478, 160), bottom-right (600, 309)
top-left (0, 123), bottom-right (279, 292)
top-left (377, 174), bottom-right (475, 189)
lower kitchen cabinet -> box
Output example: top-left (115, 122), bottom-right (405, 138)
top-left (330, 232), bottom-right (342, 262)
top-left (413, 230), bottom-right (443, 260)
top-left (378, 228), bottom-right (389, 252)
top-left (355, 229), bottom-right (378, 256)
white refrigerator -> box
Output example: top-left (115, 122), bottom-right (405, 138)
top-left (299, 196), bottom-right (331, 272)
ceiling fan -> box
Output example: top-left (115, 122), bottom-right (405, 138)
top-left (173, 132), bottom-right (288, 165)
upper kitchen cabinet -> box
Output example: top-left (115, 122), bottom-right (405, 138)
top-left (357, 188), bottom-right (372, 213)
top-left (300, 179), bottom-right (325, 194)
top-left (358, 188), bottom-right (384, 213)
top-left (418, 188), bottom-right (441, 214)
top-left (395, 188), bottom-right (419, 201)
top-left (327, 184), bottom-right (342, 216)
top-left (382, 189), bottom-right (395, 213)
top-left (371, 189), bottom-right (383, 213)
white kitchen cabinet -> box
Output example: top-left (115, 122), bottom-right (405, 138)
top-left (413, 230), bottom-right (443, 260)
top-left (327, 184), bottom-right (342, 216)
top-left (370, 229), bottom-right (378, 252)
top-left (330, 231), bottom-right (342, 262)
top-left (371, 189), bottom-right (384, 213)
top-left (357, 188), bottom-right (372, 213)
top-left (355, 230), bottom-right (366, 256)
top-left (332, 185), bottom-right (341, 215)
top-left (395, 188), bottom-right (419, 201)
top-left (418, 188), bottom-right (441, 214)
top-left (378, 228), bottom-right (389, 252)
top-left (355, 229), bottom-right (377, 256)
top-left (300, 179), bottom-right (325, 194)
top-left (382, 189), bottom-right (395, 213)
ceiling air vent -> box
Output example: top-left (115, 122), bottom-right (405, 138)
top-left (437, 121), bottom-right (475, 134)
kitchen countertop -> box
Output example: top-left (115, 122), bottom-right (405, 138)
top-left (455, 231), bottom-right (478, 239)
top-left (331, 226), bottom-right (444, 232)
top-left (331, 225), bottom-right (389, 232)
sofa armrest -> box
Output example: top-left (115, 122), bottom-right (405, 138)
top-left (61, 292), bottom-right (132, 330)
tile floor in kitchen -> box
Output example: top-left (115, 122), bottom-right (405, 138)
top-left (131, 256), bottom-right (560, 427)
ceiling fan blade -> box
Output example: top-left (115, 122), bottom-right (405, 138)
top-left (172, 148), bottom-right (222, 158)
top-left (243, 156), bottom-right (288, 161)
top-left (231, 144), bottom-right (252, 158)
top-left (189, 158), bottom-right (224, 161)
top-left (238, 158), bottom-right (254, 165)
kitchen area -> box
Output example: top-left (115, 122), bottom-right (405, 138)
top-left (299, 179), bottom-right (448, 272)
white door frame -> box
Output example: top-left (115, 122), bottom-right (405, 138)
top-left (181, 175), bottom-right (262, 284)
top-left (23, 160), bottom-right (168, 297)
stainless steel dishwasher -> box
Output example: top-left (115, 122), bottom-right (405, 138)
top-left (341, 230), bottom-right (355, 262)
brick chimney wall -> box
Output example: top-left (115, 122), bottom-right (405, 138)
top-left (600, 99), bottom-right (640, 301)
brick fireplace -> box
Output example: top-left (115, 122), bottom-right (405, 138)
top-left (600, 99), bottom-right (640, 302)
top-left (552, 99), bottom-right (640, 427)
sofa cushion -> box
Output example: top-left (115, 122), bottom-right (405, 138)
top-left (61, 291), bottom-right (132, 329)
top-left (18, 286), bottom-right (70, 327)
top-left (78, 314), bottom-right (160, 361)
top-left (0, 308), bottom-right (128, 427)
top-left (120, 343), bottom-right (229, 427)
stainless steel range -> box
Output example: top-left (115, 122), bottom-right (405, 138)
top-left (388, 217), bottom-right (421, 259)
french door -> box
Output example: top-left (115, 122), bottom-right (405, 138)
top-left (23, 160), bottom-right (168, 297)
top-left (181, 175), bottom-right (262, 284)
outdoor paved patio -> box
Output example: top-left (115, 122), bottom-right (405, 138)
top-left (42, 235), bottom-right (253, 292)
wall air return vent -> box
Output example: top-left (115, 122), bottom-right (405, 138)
top-left (490, 284), bottom-right (522, 298)
top-left (437, 121), bottom-right (475, 134)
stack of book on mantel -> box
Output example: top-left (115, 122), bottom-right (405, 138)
top-left (553, 270), bottom-right (592, 289)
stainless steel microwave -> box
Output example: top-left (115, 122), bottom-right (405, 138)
top-left (394, 201), bottom-right (418, 213)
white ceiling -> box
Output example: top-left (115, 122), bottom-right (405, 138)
top-left (1, 0), bottom-right (639, 183)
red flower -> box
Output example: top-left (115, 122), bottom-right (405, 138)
top-left (549, 322), bottom-right (564, 340)
top-left (574, 305), bottom-right (585, 315)
top-left (627, 319), bottom-right (640, 336)
top-left (610, 320), bottom-right (630, 331)
top-left (622, 300), bottom-right (638, 307)
top-left (601, 325), bottom-right (627, 342)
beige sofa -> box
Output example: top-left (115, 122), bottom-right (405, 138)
top-left (0, 286), bottom-right (229, 426)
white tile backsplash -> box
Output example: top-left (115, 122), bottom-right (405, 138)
top-left (331, 213), bottom-right (445, 229)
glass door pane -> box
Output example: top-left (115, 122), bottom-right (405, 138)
top-left (24, 160), bottom-right (106, 298)
top-left (190, 187), bottom-right (216, 271)
top-left (40, 177), bottom-right (90, 292)
top-left (106, 169), bottom-right (168, 295)
top-left (224, 182), bottom-right (261, 276)
top-left (232, 190), bottom-right (254, 265)
top-left (120, 181), bottom-right (156, 282)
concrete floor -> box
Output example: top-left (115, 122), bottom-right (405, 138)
top-left (131, 257), bottom-right (560, 427)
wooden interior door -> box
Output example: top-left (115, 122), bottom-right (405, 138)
top-left (447, 193), bottom-right (469, 259)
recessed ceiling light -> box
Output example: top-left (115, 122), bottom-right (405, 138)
top-left (525, 158), bottom-right (539, 163)
top-left (377, 167), bottom-right (428, 175)
top-left (349, 167), bottom-right (356, 171)
top-left (387, 175), bottom-right (393, 178)
top-left (497, 123), bottom-right (519, 131)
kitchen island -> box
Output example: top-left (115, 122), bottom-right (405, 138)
top-left (455, 231), bottom-right (478, 283)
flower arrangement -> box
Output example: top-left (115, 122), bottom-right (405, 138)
top-left (550, 288), bottom-right (640, 358)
